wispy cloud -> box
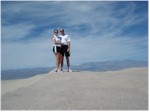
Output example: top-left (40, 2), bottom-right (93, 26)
top-left (1, 1), bottom-right (148, 70)
top-left (2, 23), bottom-right (35, 41)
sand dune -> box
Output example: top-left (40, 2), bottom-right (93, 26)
top-left (1, 67), bottom-right (148, 110)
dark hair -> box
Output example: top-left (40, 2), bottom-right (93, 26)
top-left (54, 29), bottom-right (58, 33)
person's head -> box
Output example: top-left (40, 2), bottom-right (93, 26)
top-left (54, 29), bottom-right (58, 35)
top-left (60, 29), bottom-right (65, 35)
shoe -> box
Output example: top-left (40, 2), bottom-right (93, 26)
top-left (61, 68), bottom-right (63, 72)
top-left (55, 69), bottom-right (60, 73)
top-left (68, 68), bottom-right (72, 72)
top-left (60, 69), bottom-right (64, 73)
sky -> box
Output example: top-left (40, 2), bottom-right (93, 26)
top-left (1, 1), bottom-right (148, 70)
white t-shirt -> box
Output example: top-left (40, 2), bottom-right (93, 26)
top-left (52, 35), bottom-right (61, 47)
top-left (60, 34), bottom-right (71, 45)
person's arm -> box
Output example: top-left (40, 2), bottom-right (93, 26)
top-left (51, 36), bottom-right (61, 45)
top-left (67, 35), bottom-right (71, 52)
top-left (67, 41), bottom-right (70, 52)
top-left (51, 36), bottom-right (56, 44)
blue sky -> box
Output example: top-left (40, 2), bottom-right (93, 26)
top-left (1, 1), bottom-right (148, 70)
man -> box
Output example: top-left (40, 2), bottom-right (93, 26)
top-left (59, 29), bottom-right (72, 72)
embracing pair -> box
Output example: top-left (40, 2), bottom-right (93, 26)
top-left (51, 29), bottom-right (72, 73)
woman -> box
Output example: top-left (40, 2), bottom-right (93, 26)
top-left (51, 29), bottom-right (62, 72)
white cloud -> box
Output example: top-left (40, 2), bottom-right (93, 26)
top-left (2, 23), bottom-right (35, 41)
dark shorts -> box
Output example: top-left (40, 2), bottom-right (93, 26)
top-left (53, 46), bottom-right (62, 54)
top-left (61, 45), bottom-right (70, 57)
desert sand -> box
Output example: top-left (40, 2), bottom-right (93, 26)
top-left (1, 67), bottom-right (148, 110)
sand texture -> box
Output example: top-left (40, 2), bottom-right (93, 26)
top-left (1, 67), bottom-right (148, 110)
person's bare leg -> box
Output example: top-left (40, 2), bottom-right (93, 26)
top-left (54, 53), bottom-right (57, 71)
top-left (66, 56), bottom-right (70, 68)
top-left (66, 57), bottom-right (72, 72)
top-left (58, 53), bottom-right (62, 69)
top-left (61, 56), bottom-right (64, 71)
top-left (58, 53), bottom-right (63, 72)
top-left (56, 53), bottom-right (59, 72)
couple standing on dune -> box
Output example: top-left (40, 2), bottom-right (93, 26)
top-left (51, 29), bottom-right (72, 73)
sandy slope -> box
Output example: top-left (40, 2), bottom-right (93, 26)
top-left (1, 67), bottom-right (148, 110)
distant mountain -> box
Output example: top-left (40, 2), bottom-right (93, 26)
top-left (1, 67), bottom-right (54, 80)
top-left (72, 60), bottom-right (148, 72)
top-left (1, 60), bottom-right (148, 80)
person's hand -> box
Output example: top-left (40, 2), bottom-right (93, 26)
top-left (61, 42), bottom-right (64, 45)
top-left (67, 48), bottom-right (70, 52)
